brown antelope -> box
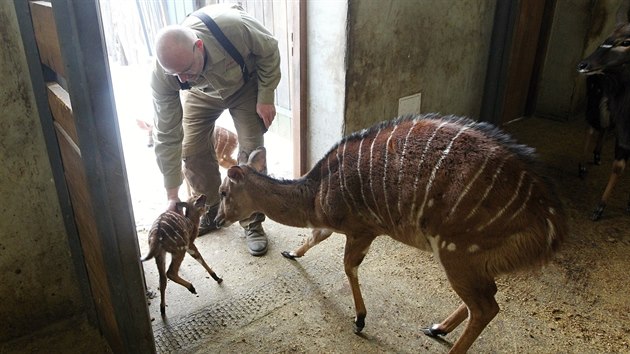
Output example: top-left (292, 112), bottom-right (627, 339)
top-left (215, 114), bottom-right (566, 353)
top-left (141, 194), bottom-right (223, 316)
top-left (577, 22), bottom-right (630, 220)
top-left (212, 125), bottom-right (239, 169)
top-left (137, 120), bottom-right (238, 169)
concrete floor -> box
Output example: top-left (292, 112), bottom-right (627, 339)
top-left (4, 108), bottom-right (629, 352)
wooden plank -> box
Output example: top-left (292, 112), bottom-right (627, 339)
top-left (54, 122), bottom-right (123, 353)
top-left (502, 0), bottom-right (547, 123)
top-left (29, 1), bottom-right (65, 77)
top-left (47, 83), bottom-right (78, 144)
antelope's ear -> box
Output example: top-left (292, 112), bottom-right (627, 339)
top-left (248, 147), bottom-right (267, 173)
top-left (227, 166), bottom-right (245, 183)
top-left (194, 194), bottom-right (207, 208)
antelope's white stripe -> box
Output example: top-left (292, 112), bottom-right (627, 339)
top-left (336, 142), bottom-right (354, 211)
top-left (397, 118), bottom-right (420, 213)
top-left (341, 141), bottom-right (361, 212)
top-left (417, 125), bottom-right (470, 220)
top-left (411, 121), bottom-right (448, 220)
top-left (448, 146), bottom-right (497, 220)
top-left (319, 165), bottom-right (325, 214)
top-left (324, 157), bottom-right (332, 216)
top-left (546, 218), bottom-right (556, 247)
top-left (506, 179), bottom-right (535, 224)
top-left (383, 124), bottom-right (399, 227)
top-left (358, 136), bottom-right (384, 224)
top-left (465, 155), bottom-right (509, 221)
top-left (427, 235), bottom-right (442, 265)
top-left (478, 170), bottom-right (527, 231)
top-left (369, 128), bottom-right (384, 220)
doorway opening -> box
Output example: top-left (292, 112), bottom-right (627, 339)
top-left (100, 0), bottom-right (294, 231)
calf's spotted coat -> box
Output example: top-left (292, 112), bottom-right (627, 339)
top-left (141, 194), bottom-right (222, 316)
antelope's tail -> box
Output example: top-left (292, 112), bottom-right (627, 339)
top-left (140, 237), bottom-right (160, 262)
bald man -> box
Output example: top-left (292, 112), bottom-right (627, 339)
top-left (150, 4), bottom-right (281, 256)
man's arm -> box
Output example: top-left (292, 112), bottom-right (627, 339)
top-left (239, 12), bottom-right (281, 127)
top-left (150, 60), bottom-right (185, 206)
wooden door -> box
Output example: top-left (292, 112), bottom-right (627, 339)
top-left (481, 0), bottom-right (555, 125)
top-left (16, 1), bottom-right (154, 352)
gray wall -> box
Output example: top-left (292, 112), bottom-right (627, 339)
top-left (305, 0), bottom-right (497, 167)
top-left (344, 0), bottom-right (497, 133)
top-left (0, 1), bottom-right (85, 342)
top-left (306, 1), bottom-right (348, 167)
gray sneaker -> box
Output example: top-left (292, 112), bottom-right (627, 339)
top-left (244, 225), bottom-right (268, 256)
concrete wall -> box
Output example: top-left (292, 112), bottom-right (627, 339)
top-left (344, 0), bottom-right (497, 133)
top-left (0, 1), bottom-right (85, 342)
top-left (306, 1), bottom-right (348, 167)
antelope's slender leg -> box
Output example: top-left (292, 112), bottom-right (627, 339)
top-left (423, 303), bottom-right (468, 337)
top-left (155, 253), bottom-right (167, 316)
top-left (187, 243), bottom-right (223, 283)
top-left (282, 228), bottom-right (334, 259)
top-left (343, 233), bottom-right (377, 333)
top-left (166, 251), bottom-right (196, 294)
top-left (593, 158), bottom-right (626, 221)
top-left (440, 268), bottom-right (499, 354)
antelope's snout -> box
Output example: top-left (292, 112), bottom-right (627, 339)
top-left (214, 206), bottom-right (233, 228)
top-left (577, 61), bottom-right (592, 73)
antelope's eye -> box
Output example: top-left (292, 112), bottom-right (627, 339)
top-left (220, 191), bottom-right (227, 198)
top-left (621, 40), bottom-right (630, 47)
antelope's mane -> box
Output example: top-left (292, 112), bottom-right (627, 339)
top-left (314, 113), bottom-right (538, 171)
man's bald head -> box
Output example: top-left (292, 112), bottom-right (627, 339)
top-left (155, 25), bottom-right (198, 74)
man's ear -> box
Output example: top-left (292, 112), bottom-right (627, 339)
top-left (248, 147), bottom-right (267, 173)
top-left (227, 166), bottom-right (245, 183)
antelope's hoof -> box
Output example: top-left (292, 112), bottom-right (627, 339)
top-left (593, 153), bottom-right (601, 165)
top-left (353, 317), bottom-right (365, 334)
top-left (211, 273), bottom-right (223, 283)
top-left (160, 306), bottom-right (166, 316)
top-left (188, 285), bottom-right (197, 294)
top-left (592, 204), bottom-right (605, 221)
top-left (423, 324), bottom-right (448, 338)
top-left (578, 164), bottom-right (587, 179)
top-left (281, 251), bottom-right (298, 260)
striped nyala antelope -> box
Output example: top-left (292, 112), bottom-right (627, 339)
top-left (215, 114), bottom-right (566, 353)
top-left (577, 21), bottom-right (630, 220)
top-left (141, 194), bottom-right (222, 316)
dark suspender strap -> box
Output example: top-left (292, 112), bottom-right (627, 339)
top-left (191, 11), bottom-right (250, 84)
top-left (178, 80), bottom-right (191, 90)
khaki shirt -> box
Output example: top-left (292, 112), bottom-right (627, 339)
top-left (150, 4), bottom-right (281, 189)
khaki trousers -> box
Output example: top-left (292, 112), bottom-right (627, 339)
top-left (181, 79), bottom-right (266, 229)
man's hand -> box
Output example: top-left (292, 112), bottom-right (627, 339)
top-left (256, 103), bottom-right (276, 129)
top-left (166, 187), bottom-right (181, 212)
